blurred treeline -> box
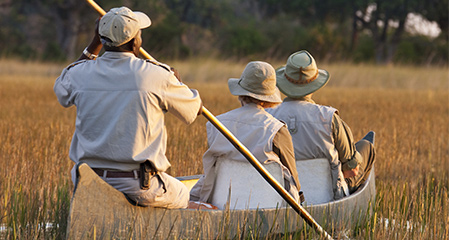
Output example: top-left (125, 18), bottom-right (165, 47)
top-left (0, 0), bottom-right (447, 65)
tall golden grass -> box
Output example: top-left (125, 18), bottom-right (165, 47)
top-left (0, 58), bottom-right (448, 239)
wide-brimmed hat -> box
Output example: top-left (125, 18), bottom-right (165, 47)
top-left (276, 50), bottom-right (330, 98)
top-left (99, 6), bottom-right (151, 47)
top-left (228, 61), bottom-right (282, 103)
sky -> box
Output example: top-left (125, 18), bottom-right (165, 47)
top-left (405, 13), bottom-right (441, 38)
top-left (358, 4), bottom-right (442, 39)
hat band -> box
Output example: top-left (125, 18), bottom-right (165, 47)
top-left (284, 69), bottom-right (319, 85)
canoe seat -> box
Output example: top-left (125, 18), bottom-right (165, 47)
top-left (211, 160), bottom-right (285, 210)
top-left (296, 158), bottom-right (334, 205)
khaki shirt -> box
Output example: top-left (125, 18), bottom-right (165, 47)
top-left (332, 112), bottom-right (361, 171)
top-left (272, 126), bottom-right (301, 188)
top-left (54, 51), bottom-right (202, 172)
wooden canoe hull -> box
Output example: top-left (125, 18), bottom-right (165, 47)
top-left (66, 163), bottom-right (375, 239)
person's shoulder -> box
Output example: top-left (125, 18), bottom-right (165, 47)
top-left (264, 110), bottom-right (285, 127)
top-left (58, 60), bottom-right (89, 79)
top-left (318, 103), bottom-right (338, 112)
top-left (214, 108), bottom-right (240, 122)
top-left (297, 100), bottom-right (337, 112)
top-left (144, 59), bottom-right (171, 72)
top-left (216, 110), bottom-right (233, 119)
top-left (65, 59), bottom-right (89, 71)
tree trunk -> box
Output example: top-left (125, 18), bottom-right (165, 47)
top-left (374, 42), bottom-right (386, 64)
top-left (350, 8), bottom-right (358, 52)
top-left (386, 18), bottom-right (406, 64)
top-left (63, 7), bottom-right (82, 60)
top-left (38, 0), bottom-right (87, 60)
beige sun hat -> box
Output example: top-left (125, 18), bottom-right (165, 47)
top-left (228, 61), bottom-right (282, 103)
top-left (99, 6), bottom-right (151, 47)
top-left (276, 50), bottom-right (330, 98)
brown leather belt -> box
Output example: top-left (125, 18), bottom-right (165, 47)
top-left (92, 168), bottom-right (140, 178)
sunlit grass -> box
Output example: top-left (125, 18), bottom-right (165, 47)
top-left (0, 58), bottom-right (448, 239)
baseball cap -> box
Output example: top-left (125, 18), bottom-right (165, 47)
top-left (99, 6), bottom-right (151, 47)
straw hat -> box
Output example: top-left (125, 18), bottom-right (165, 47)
top-left (276, 50), bottom-right (330, 98)
top-left (228, 61), bottom-right (282, 103)
top-left (99, 6), bottom-right (151, 47)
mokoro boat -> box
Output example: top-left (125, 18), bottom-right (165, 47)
top-left (66, 163), bottom-right (375, 239)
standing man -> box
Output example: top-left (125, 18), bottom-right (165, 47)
top-left (267, 50), bottom-right (375, 200)
top-left (54, 7), bottom-right (202, 208)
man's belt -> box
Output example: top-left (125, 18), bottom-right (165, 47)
top-left (92, 168), bottom-right (140, 178)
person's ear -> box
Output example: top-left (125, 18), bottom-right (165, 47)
top-left (132, 31), bottom-right (142, 57)
top-left (129, 38), bottom-right (139, 57)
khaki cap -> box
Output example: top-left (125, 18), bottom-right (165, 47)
top-left (99, 6), bottom-right (151, 47)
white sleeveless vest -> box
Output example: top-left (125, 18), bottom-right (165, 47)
top-left (196, 104), bottom-right (298, 202)
top-left (268, 100), bottom-right (347, 199)
top-left (207, 104), bottom-right (283, 164)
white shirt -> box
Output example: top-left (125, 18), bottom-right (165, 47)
top-left (54, 51), bottom-right (202, 172)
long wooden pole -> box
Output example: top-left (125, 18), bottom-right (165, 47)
top-left (84, 1), bottom-right (333, 239)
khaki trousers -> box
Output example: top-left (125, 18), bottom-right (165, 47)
top-left (345, 139), bottom-right (376, 193)
top-left (71, 166), bottom-right (189, 209)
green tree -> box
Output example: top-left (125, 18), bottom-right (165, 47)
top-left (0, 0), bottom-right (446, 64)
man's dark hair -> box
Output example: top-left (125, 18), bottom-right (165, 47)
top-left (102, 37), bottom-right (135, 52)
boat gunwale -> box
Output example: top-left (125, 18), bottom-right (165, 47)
top-left (176, 166), bottom-right (375, 213)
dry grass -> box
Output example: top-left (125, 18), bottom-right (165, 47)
top-left (0, 58), bottom-right (448, 239)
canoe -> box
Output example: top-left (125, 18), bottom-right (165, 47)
top-left (66, 163), bottom-right (375, 239)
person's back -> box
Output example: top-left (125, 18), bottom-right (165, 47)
top-left (269, 100), bottom-right (336, 160)
top-left (268, 97), bottom-right (349, 199)
top-left (208, 105), bottom-right (284, 164)
top-left (60, 52), bottom-right (198, 172)
top-left (190, 61), bottom-right (302, 206)
top-left (268, 50), bottom-right (375, 200)
top-left (268, 99), bottom-right (349, 199)
top-left (54, 7), bottom-right (202, 209)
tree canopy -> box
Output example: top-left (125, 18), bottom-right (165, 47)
top-left (0, 0), bottom-right (446, 65)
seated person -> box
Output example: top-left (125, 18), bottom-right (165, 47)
top-left (190, 61), bottom-right (301, 205)
top-left (267, 50), bottom-right (376, 200)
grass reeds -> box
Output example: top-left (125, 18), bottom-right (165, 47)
top-left (0, 58), bottom-right (448, 239)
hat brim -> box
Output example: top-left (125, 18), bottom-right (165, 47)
top-left (276, 67), bottom-right (330, 98)
top-left (134, 11), bottom-right (151, 29)
top-left (228, 78), bottom-right (282, 103)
